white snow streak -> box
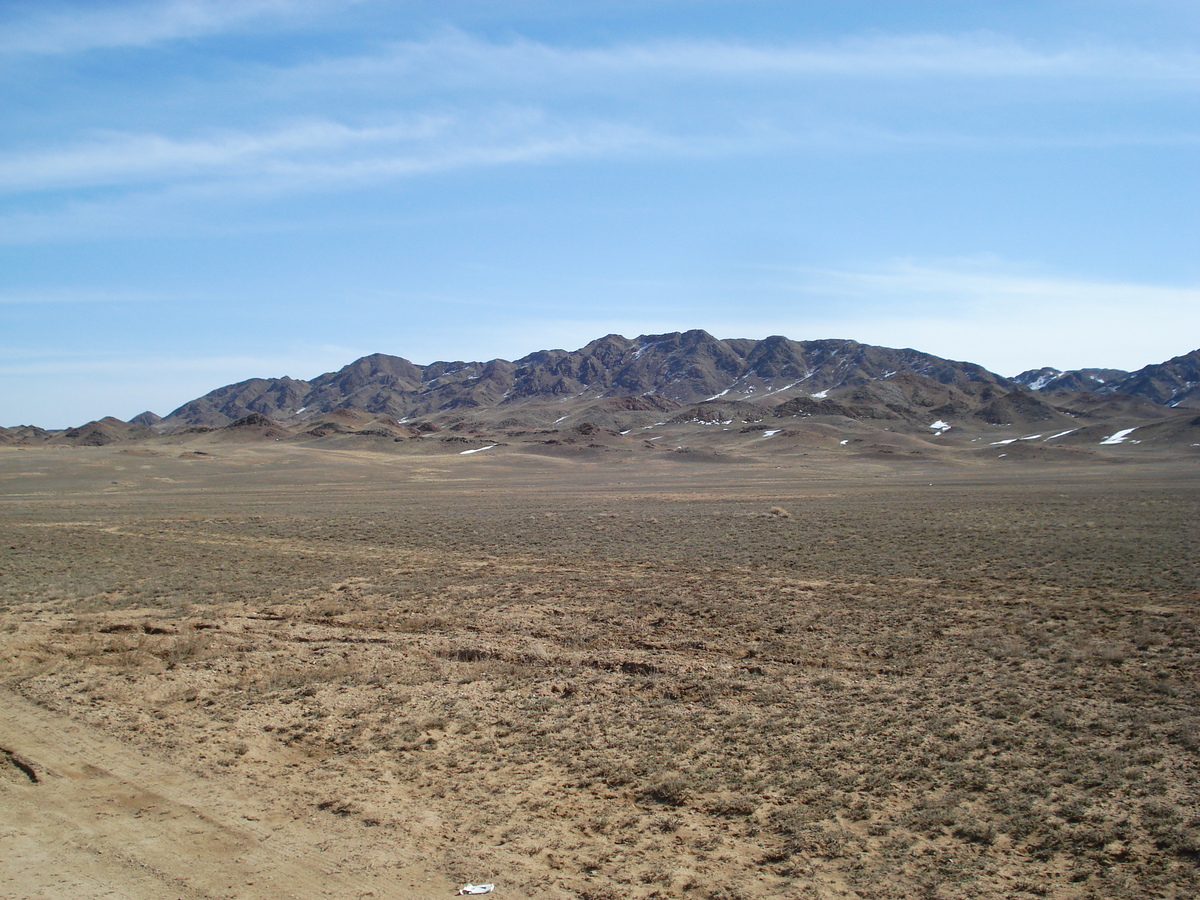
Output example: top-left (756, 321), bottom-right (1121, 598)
top-left (1100, 427), bottom-right (1138, 445)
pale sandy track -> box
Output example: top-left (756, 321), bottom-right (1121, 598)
top-left (0, 687), bottom-right (452, 900)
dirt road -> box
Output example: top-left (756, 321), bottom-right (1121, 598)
top-left (0, 687), bottom-right (451, 900)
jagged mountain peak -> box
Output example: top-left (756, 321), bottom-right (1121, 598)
top-left (1015, 366), bottom-right (1129, 393)
top-left (1114, 349), bottom-right (1200, 408)
top-left (153, 332), bottom-right (1017, 429)
top-left (146, 333), bottom-right (1198, 431)
top-left (1016, 349), bottom-right (1200, 409)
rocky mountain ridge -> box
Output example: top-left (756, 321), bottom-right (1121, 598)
top-left (1015, 348), bottom-right (1200, 407)
top-left (4, 333), bottom-right (1198, 458)
top-left (158, 331), bottom-right (1018, 429)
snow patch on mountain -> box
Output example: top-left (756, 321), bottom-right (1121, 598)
top-left (1100, 427), bottom-right (1139, 445)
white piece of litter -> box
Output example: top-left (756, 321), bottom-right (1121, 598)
top-left (459, 445), bottom-right (497, 455)
top-left (459, 885), bottom-right (494, 895)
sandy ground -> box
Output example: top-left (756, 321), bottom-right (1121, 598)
top-left (1, 443), bottom-right (1198, 899)
top-left (0, 686), bottom-right (450, 899)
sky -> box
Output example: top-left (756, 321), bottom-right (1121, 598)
top-left (2, 0), bottom-right (1198, 427)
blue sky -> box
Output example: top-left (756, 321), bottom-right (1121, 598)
top-left (2, 0), bottom-right (1198, 427)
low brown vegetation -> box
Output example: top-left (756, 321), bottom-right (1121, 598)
top-left (1, 445), bottom-right (1197, 898)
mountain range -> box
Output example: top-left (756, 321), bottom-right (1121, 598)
top-left (155, 332), bottom-right (1199, 429)
top-left (4, 331), bottom-right (1198, 455)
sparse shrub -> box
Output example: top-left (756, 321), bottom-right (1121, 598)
top-left (156, 629), bottom-right (212, 667)
top-left (650, 814), bottom-right (682, 833)
top-left (577, 884), bottom-right (620, 900)
top-left (1175, 718), bottom-right (1200, 751)
top-left (316, 798), bottom-right (361, 817)
top-left (1154, 825), bottom-right (1200, 858)
top-left (952, 818), bottom-right (996, 845)
top-left (706, 794), bottom-right (759, 817)
top-left (1090, 643), bottom-right (1128, 664)
top-left (769, 804), bottom-right (822, 836)
top-left (768, 812), bottom-right (849, 856)
top-left (900, 801), bottom-right (960, 837)
top-left (1045, 704), bottom-right (1076, 730)
top-left (814, 674), bottom-right (846, 691)
top-left (1056, 798), bottom-right (1090, 823)
top-left (640, 773), bottom-right (691, 806)
top-left (633, 866), bottom-right (670, 888)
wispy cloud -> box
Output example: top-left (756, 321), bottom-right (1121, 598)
top-left (302, 28), bottom-right (1200, 87)
top-left (0, 346), bottom-right (353, 379)
top-left (4, 106), bottom-right (1192, 241)
top-left (7, 2), bottom-right (1199, 88)
top-left (4, 22), bottom-right (1196, 230)
top-left (0, 0), bottom-right (359, 55)
top-left (794, 258), bottom-right (1200, 311)
top-left (0, 111), bottom-right (671, 241)
top-left (0, 118), bottom-right (452, 193)
top-left (0, 287), bottom-right (168, 304)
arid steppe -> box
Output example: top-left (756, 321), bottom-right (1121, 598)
top-left (2, 442), bottom-right (1198, 899)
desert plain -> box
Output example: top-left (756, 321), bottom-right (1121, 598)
top-left (1, 438), bottom-right (1198, 899)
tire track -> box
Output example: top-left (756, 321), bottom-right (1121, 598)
top-left (0, 688), bottom-right (450, 900)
